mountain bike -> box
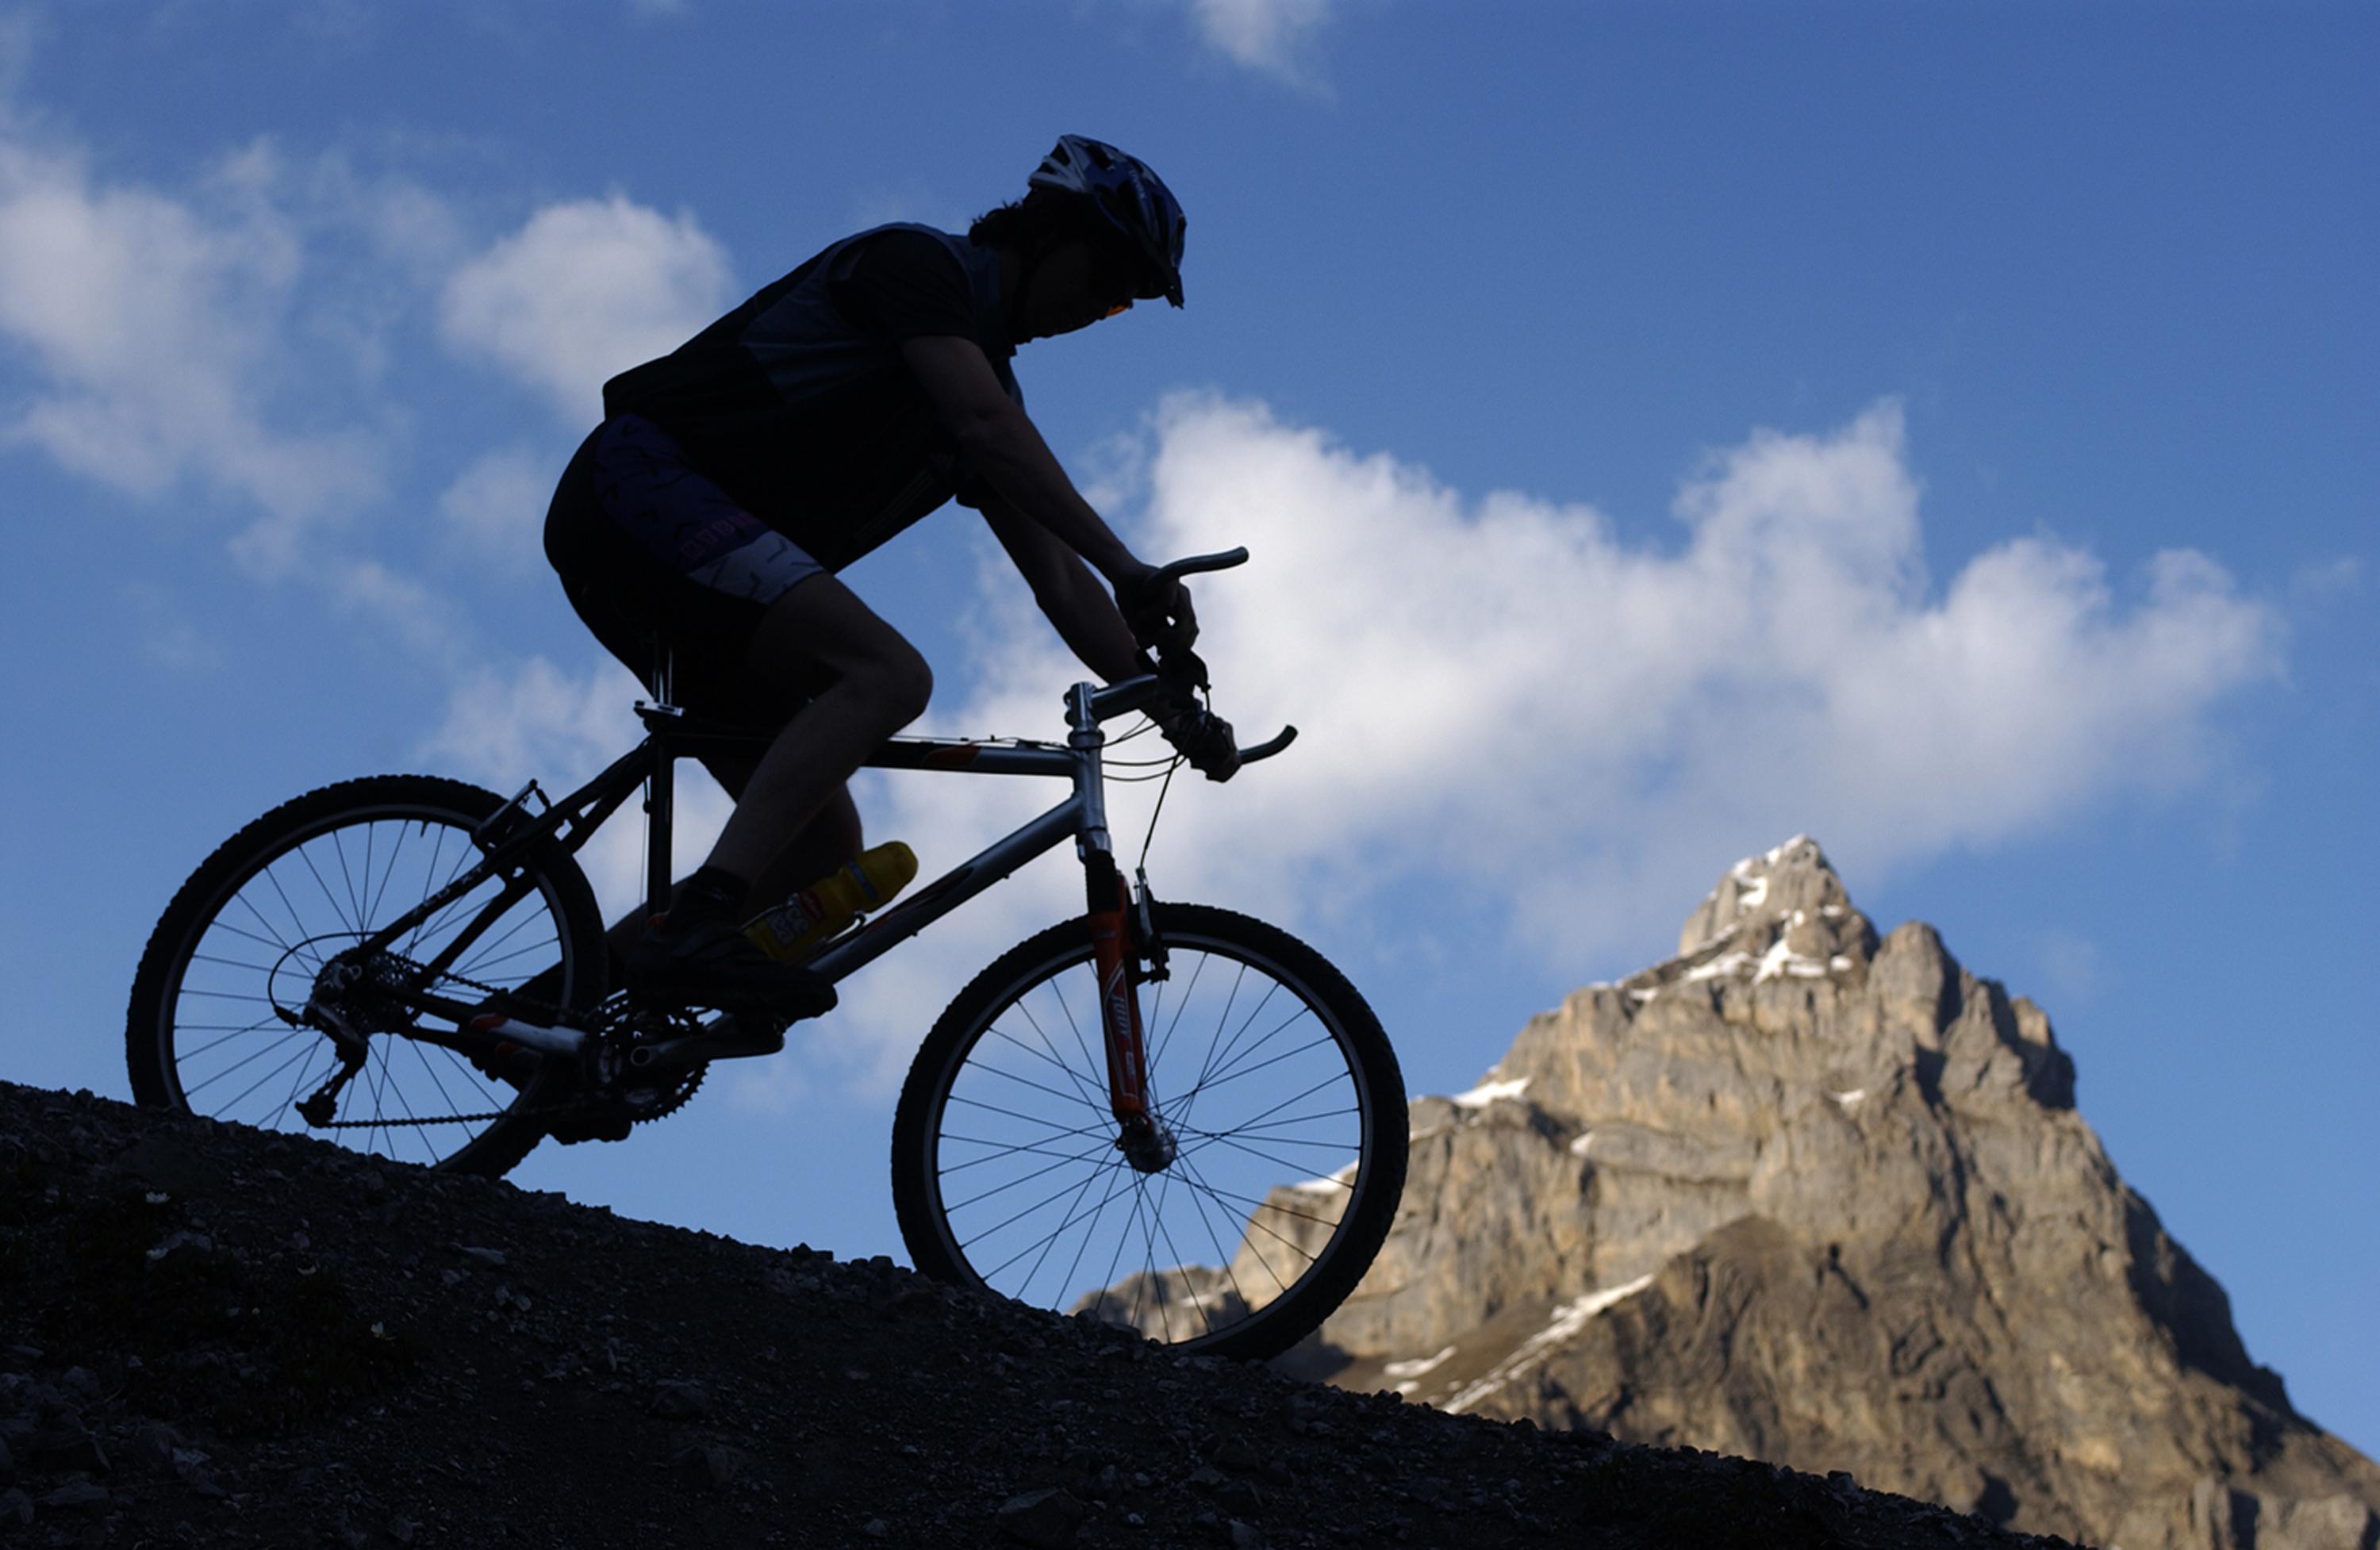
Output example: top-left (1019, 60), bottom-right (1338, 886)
top-left (125, 549), bottom-right (1407, 1360)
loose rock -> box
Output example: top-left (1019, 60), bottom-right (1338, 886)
top-left (996, 1487), bottom-right (1087, 1548)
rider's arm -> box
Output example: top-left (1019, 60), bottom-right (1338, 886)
top-left (900, 335), bottom-right (1157, 596)
top-left (981, 497), bottom-right (1146, 685)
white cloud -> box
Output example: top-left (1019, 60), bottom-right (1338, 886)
top-left (1185, 0), bottom-right (1334, 86)
top-left (438, 443), bottom-right (552, 570)
top-left (905, 394), bottom-right (2284, 970)
top-left (0, 134), bottom-right (389, 566)
top-left (440, 195), bottom-right (731, 424)
top-left (330, 557), bottom-right (480, 673)
top-left (417, 396), bottom-right (2285, 1102)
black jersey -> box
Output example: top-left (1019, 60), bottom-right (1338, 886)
top-left (600, 224), bottom-right (1022, 571)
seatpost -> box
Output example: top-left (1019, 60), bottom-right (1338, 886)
top-left (644, 642), bottom-right (677, 922)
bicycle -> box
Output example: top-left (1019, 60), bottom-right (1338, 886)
top-left (126, 548), bottom-right (1407, 1360)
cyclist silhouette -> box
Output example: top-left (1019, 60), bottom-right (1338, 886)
top-left (541, 136), bottom-right (1234, 1019)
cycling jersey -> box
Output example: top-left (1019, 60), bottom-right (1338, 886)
top-left (543, 221), bottom-right (1025, 716)
top-left (599, 223), bottom-right (1023, 570)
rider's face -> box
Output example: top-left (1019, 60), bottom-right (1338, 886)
top-left (1016, 239), bottom-right (1136, 342)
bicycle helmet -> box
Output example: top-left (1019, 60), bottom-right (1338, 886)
top-left (1027, 135), bottom-right (1187, 308)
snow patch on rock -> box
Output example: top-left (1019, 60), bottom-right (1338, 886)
top-left (1442, 1275), bottom-right (1658, 1415)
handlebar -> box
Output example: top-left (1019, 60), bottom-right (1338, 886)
top-left (1137, 546), bottom-right (1294, 771)
top-left (1238, 726), bottom-right (1297, 764)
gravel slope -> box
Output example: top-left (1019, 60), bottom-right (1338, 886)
top-left (0, 1080), bottom-right (2086, 1548)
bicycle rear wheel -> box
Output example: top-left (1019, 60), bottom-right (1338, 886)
top-left (892, 902), bottom-right (1406, 1361)
top-left (126, 774), bottom-right (608, 1176)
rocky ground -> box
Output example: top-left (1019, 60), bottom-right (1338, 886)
top-left (0, 1078), bottom-right (2085, 1549)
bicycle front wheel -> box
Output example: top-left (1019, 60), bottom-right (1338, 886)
top-left (126, 774), bottom-right (608, 1176)
top-left (892, 902), bottom-right (1406, 1361)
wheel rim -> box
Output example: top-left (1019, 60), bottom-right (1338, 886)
top-left (920, 927), bottom-right (1377, 1351)
top-left (153, 801), bottom-right (583, 1168)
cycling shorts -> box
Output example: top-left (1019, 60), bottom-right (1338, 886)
top-left (543, 414), bottom-right (823, 721)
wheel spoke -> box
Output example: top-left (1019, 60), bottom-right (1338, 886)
top-left (208, 1035), bottom-right (319, 1115)
top-left (1002, 991), bottom-right (1111, 1118)
top-left (1183, 1066), bottom-right (1347, 1145)
top-left (183, 1027), bottom-right (309, 1099)
top-left (175, 1016), bottom-right (286, 1063)
top-left (1169, 1157), bottom-right (1351, 1231)
top-left (144, 787), bottom-right (594, 1178)
top-left (912, 912), bottom-right (1400, 1361)
top-left (939, 1131), bottom-right (1114, 1177)
top-left (1145, 949), bottom-right (1209, 1075)
top-left (942, 1092), bottom-right (1109, 1138)
top-left (943, 1135), bottom-right (1115, 1214)
top-left (1019, 1152), bottom-right (1130, 1310)
top-left (1177, 1151), bottom-right (1308, 1295)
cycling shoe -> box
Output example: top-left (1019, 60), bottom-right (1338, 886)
top-left (625, 915), bottom-right (838, 1020)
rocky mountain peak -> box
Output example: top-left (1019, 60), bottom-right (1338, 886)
top-left (1273, 838), bottom-right (2378, 1550)
top-left (1674, 833), bottom-right (1865, 960)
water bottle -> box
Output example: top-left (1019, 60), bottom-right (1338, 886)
top-left (744, 842), bottom-right (919, 962)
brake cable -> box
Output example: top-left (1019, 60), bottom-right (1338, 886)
top-left (1137, 746), bottom-right (1183, 877)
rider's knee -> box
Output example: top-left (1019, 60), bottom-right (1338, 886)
top-left (869, 643), bottom-right (933, 731)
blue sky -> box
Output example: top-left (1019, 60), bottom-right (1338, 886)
top-left (2, 0), bottom-right (2374, 1452)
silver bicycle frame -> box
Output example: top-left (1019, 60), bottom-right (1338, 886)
top-left (469, 673), bottom-right (1173, 1060)
top-left (807, 673), bottom-right (1169, 984)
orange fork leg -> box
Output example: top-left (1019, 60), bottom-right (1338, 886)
top-left (1088, 873), bottom-right (1150, 1124)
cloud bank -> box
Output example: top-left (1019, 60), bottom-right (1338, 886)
top-left (0, 135), bottom-right (390, 570)
top-left (435, 394), bottom-right (2282, 1095)
top-left (872, 396), bottom-right (2280, 975)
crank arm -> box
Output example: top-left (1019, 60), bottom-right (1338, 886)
top-left (621, 1016), bottom-right (778, 1078)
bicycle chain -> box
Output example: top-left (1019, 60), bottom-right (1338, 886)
top-left (299, 959), bottom-right (701, 1133)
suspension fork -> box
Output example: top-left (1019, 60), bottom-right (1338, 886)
top-left (1067, 681), bottom-right (1174, 1172)
top-left (1085, 851), bottom-right (1150, 1124)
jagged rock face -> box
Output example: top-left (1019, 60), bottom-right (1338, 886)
top-left (1299, 837), bottom-right (2380, 1550)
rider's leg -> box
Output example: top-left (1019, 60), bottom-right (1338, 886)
top-left (696, 573), bottom-right (931, 913)
top-left (622, 574), bottom-right (926, 1006)
top-left (726, 785), bottom-right (864, 923)
top-left (581, 789), bottom-right (861, 975)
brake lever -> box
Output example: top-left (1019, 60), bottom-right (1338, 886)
top-left (1155, 646), bottom-right (1211, 695)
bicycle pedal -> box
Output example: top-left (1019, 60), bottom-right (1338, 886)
top-left (700, 1017), bottom-right (789, 1058)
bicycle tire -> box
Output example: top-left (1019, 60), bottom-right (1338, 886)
top-left (126, 774), bottom-right (608, 1177)
top-left (892, 902), bottom-right (1406, 1361)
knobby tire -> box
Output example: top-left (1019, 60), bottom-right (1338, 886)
top-left (892, 903), bottom-right (1407, 1361)
top-left (126, 774), bottom-right (608, 1177)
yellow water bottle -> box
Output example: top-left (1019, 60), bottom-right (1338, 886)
top-left (744, 842), bottom-right (919, 962)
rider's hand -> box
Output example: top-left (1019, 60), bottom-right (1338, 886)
top-left (1156, 703), bottom-right (1240, 782)
top-left (1116, 566), bottom-right (1199, 654)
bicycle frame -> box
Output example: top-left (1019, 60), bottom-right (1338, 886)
top-left (364, 658), bottom-right (1202, 1121)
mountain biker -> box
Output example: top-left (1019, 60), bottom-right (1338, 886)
top-left (541, 135), bottom-right (1236, 1021)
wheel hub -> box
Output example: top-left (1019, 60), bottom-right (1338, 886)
top-left (1116, 1115), bottom-right (1178, 1174)
top-left (302, 944), bottom-right (420, 1034)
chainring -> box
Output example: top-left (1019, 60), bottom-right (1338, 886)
top-left (581, 995), bottom-right (708, 1127)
